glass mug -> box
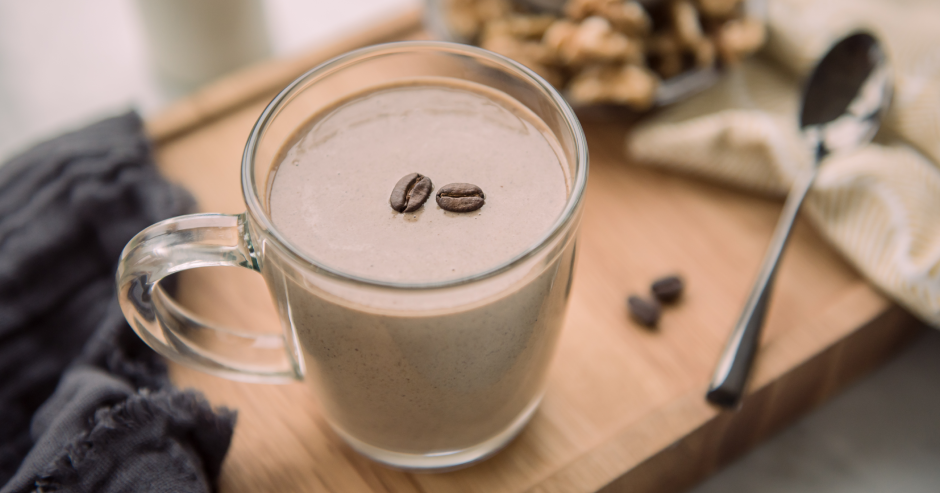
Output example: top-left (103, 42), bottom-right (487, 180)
top-left (116, 41), bottom-right (588, 471)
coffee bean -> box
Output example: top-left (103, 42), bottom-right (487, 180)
top-left (390, 173), bottom-right (433, 213)
top-left (651, 275), bottom-right (684, 303)
top-left (627, 295), bottom-right (660, 327)
top-left (436, 183), bottom-right (485, 212)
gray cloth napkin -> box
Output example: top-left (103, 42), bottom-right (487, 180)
top-left (0, 112), bottom-right (236, 492)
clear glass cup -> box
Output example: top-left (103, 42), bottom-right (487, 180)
top-left (116, 41), bottom-right (588, 471)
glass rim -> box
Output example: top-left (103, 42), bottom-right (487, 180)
top-left (241, 40), bottom-right (589, 290)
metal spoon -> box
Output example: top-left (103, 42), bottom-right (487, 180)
top-left (706, 32), bottom-right (892, 409)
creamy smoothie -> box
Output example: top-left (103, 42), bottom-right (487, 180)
top-left (263, 79), bottom-right (577, 459)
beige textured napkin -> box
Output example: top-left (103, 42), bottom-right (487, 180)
top-left (625, 0), bottom-right (940, 327)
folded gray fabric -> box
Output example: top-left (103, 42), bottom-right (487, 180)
top-left (0, 112), bottom-right (236, 492)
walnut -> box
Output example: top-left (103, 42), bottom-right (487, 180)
top-left (693, 38), bottom-right (716, 69)
top-left (444, 0), bottom-right (512, 40)
top-left (716, 17), bottom-right (765, 64)
top-left (565, 0), bottom-right (602, 20)
top-left (565, 0), bottom-right (651, 35)
top-left (482, 15), bottom-right (557, 40)
top-left (442, 0), bottom-right (765, 108)
top-left (671, 0), bottom-right (704, 48)
top-left (568, 64), bottom-right (659, 109)
top-left (506, 15), bottom-right (557, 38)
top-left (474, 0), bottom-right (512, 21)
top-left (482, 30), bottom-right (555, 64)
top-left (543, 16), bottom-right (643, 66)
top-left (480, 33), bottom-right (564, 86)
top-left (543, 19), bottom-right (578, 53)
top-left (695, 0), bottom-right (742, 18)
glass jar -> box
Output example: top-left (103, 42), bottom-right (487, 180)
top-left (425, 0), bottom-right (766, 109)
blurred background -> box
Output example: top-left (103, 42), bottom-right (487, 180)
top-left (0, 0), bottom-right (418, 162)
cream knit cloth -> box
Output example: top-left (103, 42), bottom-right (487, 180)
top-left (625, 0), bottom-right (940, 327)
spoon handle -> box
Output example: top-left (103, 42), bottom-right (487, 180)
top-left (707, 167), bottom-right (819, 409)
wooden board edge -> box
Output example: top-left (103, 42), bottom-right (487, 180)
top-left (526, 288), bottom-right (921, 493)
top-left (596, 306), bottom-right (922, 493)
top-left (144, 7), bottom-right (424, 144)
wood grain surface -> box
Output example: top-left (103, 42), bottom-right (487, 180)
top-left (149, 9), bottom-right (922, 492)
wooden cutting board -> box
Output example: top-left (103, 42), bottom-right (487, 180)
top-left (147, 8), bottom-right (922, 493)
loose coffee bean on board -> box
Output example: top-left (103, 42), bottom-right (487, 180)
top-left (627, 295), bottom-right (660, 328)
top-left (389, 172), bottom-right (433, 213)
top-left (436, 183), bottom-right (485, 212)
top-left (651, 275), bottom-right (684, 303)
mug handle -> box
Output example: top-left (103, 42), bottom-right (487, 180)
top-left (116, 212), bottom-right (301, 383)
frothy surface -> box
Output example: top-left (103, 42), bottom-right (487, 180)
top-left (269, 80), bottom-right (568, 283)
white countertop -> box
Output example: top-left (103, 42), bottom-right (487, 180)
top-left (693, 329), bottom-right (940, 493)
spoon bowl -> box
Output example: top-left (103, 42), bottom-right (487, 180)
top-left (801, 33), bottom-right (892, 158)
